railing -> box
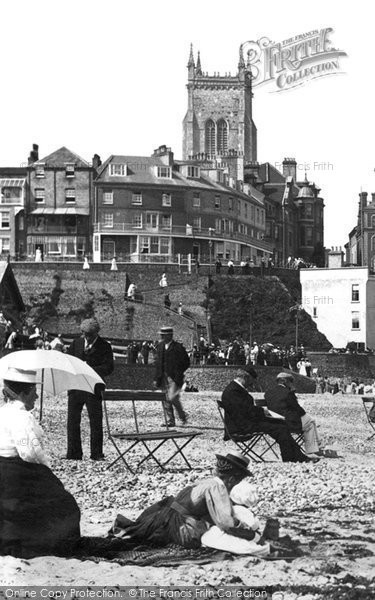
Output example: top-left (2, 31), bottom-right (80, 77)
top-left (27, 226), bottom-right (80, 234)
top-left (0, 198), bottom-right (24, 205)
top-left (93, 223), bottom-right (272, 251)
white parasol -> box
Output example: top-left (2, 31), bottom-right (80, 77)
top-left (0, 349), bottom-right (104, 421)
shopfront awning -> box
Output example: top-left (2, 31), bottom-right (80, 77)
top-left (30, 208), bottom-right (89, 215)
top-left (0, 178), bottom-right (26, 187)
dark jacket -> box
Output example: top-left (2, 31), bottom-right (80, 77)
top-left (264, 384), bottom-right (305, 431)
top-left (221, 380), bottom-right (265, 436)
top-left (154, 339), bottom-right (190, 388)
top-left (68, 335), bottom-right (114, 396)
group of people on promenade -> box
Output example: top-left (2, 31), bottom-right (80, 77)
top-left (0, 318), bottom-right (330, 560)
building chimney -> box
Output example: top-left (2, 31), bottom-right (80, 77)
top-left (359, 191), bottom-right (368, 208)
top-left (282, 157), bottom-right (297, 181)
top-left (28, 143), bottom-right (39, 165)
top-left (152, 145), bottom-right (174, 166)
top-left (92, 154), bottom-right (102, 170)
top-left (328, 247), bottom-right (344, 268)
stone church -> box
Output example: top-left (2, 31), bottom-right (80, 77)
top-left (182, 45), bottom-right (325, 266)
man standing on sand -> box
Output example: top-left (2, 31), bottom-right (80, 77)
top-left (66, 318), bottom-right (114, 460)
top-left (154, 326), bottom-right (190, 427)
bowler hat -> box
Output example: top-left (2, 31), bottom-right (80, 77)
top-left (215, 451), bottom-right (252, 475)
top-left (159, 326), bottom-right (174, 335)
top-left (243, 365), bottom-right (258, 379)
top-left (276, 372), bottom-right (294, 380)
top-left (3, 367), bottom-right (40, 384)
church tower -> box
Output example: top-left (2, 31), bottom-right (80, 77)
top-left (182, 44), bottom-right (257, 164)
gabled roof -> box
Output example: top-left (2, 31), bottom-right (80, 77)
top-left (34, 146), bottom-right (90, 167)
top-left (0, 262), bottom-right (25, 313)
top-left (96, 154), bottom-right (265, 205)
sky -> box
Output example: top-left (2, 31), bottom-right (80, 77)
top-left (1, 0), bottom-right (373, 247)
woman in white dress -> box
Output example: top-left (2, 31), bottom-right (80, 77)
top-left (0, 367), bottom-right (80, 558)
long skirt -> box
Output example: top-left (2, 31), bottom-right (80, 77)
top-left (0, 456), bottom-right (81, 558)
top-left (110, 497), bottom-right (209, 549)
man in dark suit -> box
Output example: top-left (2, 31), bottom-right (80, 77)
top-left (265, 372), bottom-right (323, 457)
top-left (66, 318), bottom-right (114, 460)
top-left (221, 367), bottom-right (318, 463)
top-left (154, 326), bottom-right (190, 427)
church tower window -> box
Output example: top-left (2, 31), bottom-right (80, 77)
top-left (217, 119), bottom-right (228, 154)
top-left (205, 119), bottom-right (216, 155)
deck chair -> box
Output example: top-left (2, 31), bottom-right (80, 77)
top-left (216, 401), bottom-right (279, 462)
top-left (103, 389), bottom-right (202, 473)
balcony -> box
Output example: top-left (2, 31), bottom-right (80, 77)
top-left (93, 222), bottom-right (273, 251)
top-left (28, 224), bottom-right (79, 234)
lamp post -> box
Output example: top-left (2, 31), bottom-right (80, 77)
top-left (289, 304), bottom-right (302, 349)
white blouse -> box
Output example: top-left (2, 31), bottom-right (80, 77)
top-left (0, 400), bottom-right (50, 466)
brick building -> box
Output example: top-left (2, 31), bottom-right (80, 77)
top-left (0, 167), bottom-right (27, 259)
top-left (26, 146), bottom-right (97, 259)
top-left (93, 145), bottom-right (272, 263)
top-left (346, 191), bottom-right (375, 271)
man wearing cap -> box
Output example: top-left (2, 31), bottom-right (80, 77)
top-left (221, 367), bottom-right (317, 463)
top-left (66, 318), bottom-right (114, 460)
top-left (265, 372), bottom-right (323, 457)
top-left (154, 326), bottom-right (190, 426)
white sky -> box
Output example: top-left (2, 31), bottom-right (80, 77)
top-left (1, 0), bottom-right (373, 247)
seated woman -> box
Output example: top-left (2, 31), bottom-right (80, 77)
top-left (109, 452), bottom-right (252, 549)
top-left (0, 367), bottom-right (80, 558)
top-left (201, 479), bottom-right (270, 557)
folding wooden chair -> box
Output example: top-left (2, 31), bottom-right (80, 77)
top-left (362, 396), bottom-right (375, 441)
top-left (217, 401), bottom-right (279, 462)
top-left (103, 389), bottom-right (202, 473)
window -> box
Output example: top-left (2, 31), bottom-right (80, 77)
top-left (160, 237), bottom-right (170, 254)
top-left (205, 119), bottom-right (216, 155)
top-left (65, 163), bottom-right (75, 178)
top-left (305, 204), bottom-right (313, 218)
top-left (187, 166), bottom-right (200, 178)
top-left (161, 214), bottom-right (171, 229)
top-left (35, 188), bottom-right (45, 203)
top-left (132, 192), bottom-right (142, 205)
top-left (162, 193), bottom-right (171, 207)
top-left (313, 307), bottom-right (317, 318)
top-left (110, 163), bottom-right (127, 176)
top-left (244, 204), bottom-right (248, 218)
top-left (103, 191), bottom-right (113, 205)
top-left (140, 236), bottom-right (149, 253)
top-left (371, 215), bottom-right (375, 228)
top-left (150, 236), bottom-right (159, 253)
top-left (35, 164), bottom-right (45, 178)
top-left (352, 284), bottom-right (359, 302)
top-left (217, 119), bottom-right (228, 153)
top-left (352, 311), bottom-right (360, 330)
top-left (0, 237), bottom-right (10, 252)
top-left (228, 197), bottom-right (233, 211)
top-left (256, 208), bottom-right (260, 222)
top-left (103, 213), bottom-right (113, 228)
top-left (65, 188), bottom-right (76, 204)
top-left (193, 217), bottom-right (201, 230)
top-left (156, 166), bottom-right (171, 178)
top-left (215, 195), bottom-right (221, 209)
top-left (19, 215), bottom-right (24, 230)
top-left (0, 211), bottom-right (10, 229)
top-left (132, 214), bottom-right (142, 228)
top-left (193, 192), bottom-right (201, 207)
